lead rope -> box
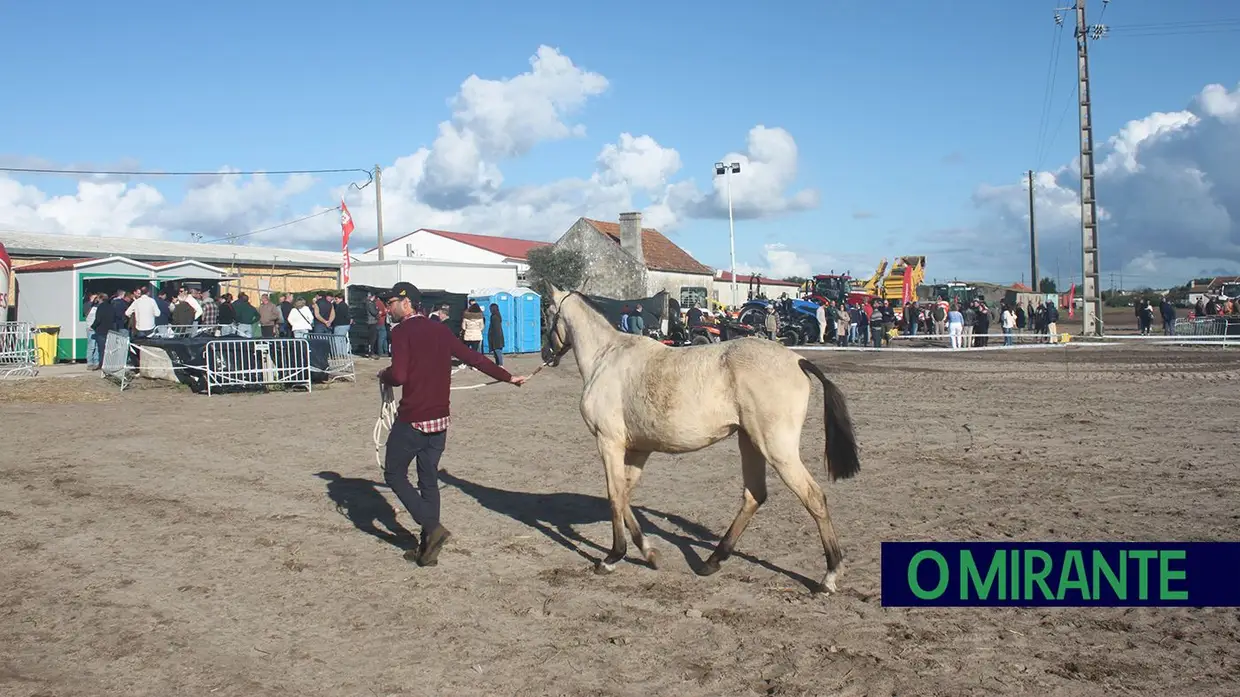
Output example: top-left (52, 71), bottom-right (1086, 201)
top-left (373, 360), bottom-right (555, 470)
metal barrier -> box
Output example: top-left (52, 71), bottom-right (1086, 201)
top-left (309, 332), bottom-right (356, 382)
top-left (204, 338), bottom-right (312, 396)
top-left (0, 321), bottom-right (39, 378)
top-left (154, 324), bottom-right (227, 339)
top-left (1174, 316), bottom-right (1237, 339)
top-left (100, 331), bottom-right (134, 390)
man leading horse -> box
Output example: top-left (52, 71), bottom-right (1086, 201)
top-left (377, 281), bottom-right (528, 566)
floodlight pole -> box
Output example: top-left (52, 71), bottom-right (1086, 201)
top-left (716, 161), bottom-right (741, 308)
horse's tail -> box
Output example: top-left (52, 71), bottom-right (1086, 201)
top-left (798, 359), bottom-right (860, 481)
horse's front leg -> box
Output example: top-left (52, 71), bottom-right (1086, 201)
top-left (594, 438), bottom-right (629, 574)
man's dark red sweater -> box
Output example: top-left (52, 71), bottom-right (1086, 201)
top-left (380, 315), bottom-right (513, 424)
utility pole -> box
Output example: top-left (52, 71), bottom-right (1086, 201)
top-left (374, 164), bottom-right (386, 261)
top-left (715, 162), bottom-right (741, 306)
top-left (1027, 170), bottom-right (1038, 292)
top-left (1068, 0), bottom-right (1106, 334)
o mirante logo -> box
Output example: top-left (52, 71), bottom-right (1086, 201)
top-left (880, 542), bottom-right (1240, 607)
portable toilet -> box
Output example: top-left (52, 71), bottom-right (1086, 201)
top-left (508, 287), bottom-right (542, 354)
top-left (469, 288), bottom-right (515, 354)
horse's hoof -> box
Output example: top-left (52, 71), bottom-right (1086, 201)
top-left (698, 558), bottom-right (721, 577)
top-left (815, 570), bottom-right (839, 595)
top-left (594, 560), bottom-right (616, 575)
top-left (645, 548), bottom-right (660, 570)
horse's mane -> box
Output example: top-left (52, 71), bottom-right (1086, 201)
top-left (571, 291), bottom-right (608, 316)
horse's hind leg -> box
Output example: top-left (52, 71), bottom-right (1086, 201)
top-left (621, 450), bottom-right (659, 569)
top-left (700, 430), bottom-right (768, 576)
top-left (763, 436), bottom-right (846, 594)
top-left (594, 438), bottom-right (630, 574)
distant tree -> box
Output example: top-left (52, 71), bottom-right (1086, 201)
top-left (526, 246), bottom-right (586, 296)
top-left (782, 276), bottom-right (809, 286)
top-left (1038, 277), bottom-right (1057, 294)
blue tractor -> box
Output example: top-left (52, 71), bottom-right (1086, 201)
top-left (737, 296), bottom-right (823, 346)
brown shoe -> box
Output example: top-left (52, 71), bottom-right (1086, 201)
top-left (417, 525), bottom-right (451, 567)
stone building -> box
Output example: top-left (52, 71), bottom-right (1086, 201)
top-left (554, 212), bottom-right (714, 306)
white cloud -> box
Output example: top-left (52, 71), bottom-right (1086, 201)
top-left (0, 176), bottom-right (167, 239)
top-left (737, 243), bottom-right (873, 281)
top-left (0, 45), bottom-right (817, 254)
top-left (595, 133), bottom-right (681, 191)
top-left (938, 80), bottom-right (1240, 287)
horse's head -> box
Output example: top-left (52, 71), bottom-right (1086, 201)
top-left (542, 284), bottom-right (573, 367)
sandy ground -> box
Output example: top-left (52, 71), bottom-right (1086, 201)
top-left (2, 342), bottom-right (1239, 697)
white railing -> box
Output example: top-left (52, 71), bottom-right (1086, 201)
top-left (308, 332), bottom-right (356, 382)
top-left (0, 321), bottom-right (38, 378)
top-left (152, 324), bottom-right (228, 339)
top-left (204, 338), bottom-right (312, 396)
top-left (1175, 316), bottom-right (1237, 338)
top-left (100, 330), bottom-right (134, 390)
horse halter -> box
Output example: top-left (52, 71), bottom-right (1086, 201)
top-left (542, 290), bottom-right (586, 367)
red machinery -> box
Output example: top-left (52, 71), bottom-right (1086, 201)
top-left (801, 273), bottom-right (875, 308)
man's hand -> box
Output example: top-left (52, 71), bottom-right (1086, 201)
top-left (509, 375), bottom-right (528, 386)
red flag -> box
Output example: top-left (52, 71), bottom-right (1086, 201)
top-left (340, 200), bottom-right (354, 284)
top-left (901, 268), bottom-right (912, 305)
top-left (340, 200), bottom-right (355, 243)
top-left (0, 241), bottom-right (11, 311)
top-left (1066, 283), bottom-right (1076, 318)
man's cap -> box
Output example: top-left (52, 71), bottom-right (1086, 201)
top-left (381, 281), bottom-right (420, 303)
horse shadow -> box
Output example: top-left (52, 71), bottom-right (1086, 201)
top-left (314, 471), bottom-right (418, 551)
top-left (438, 469), bottom-right (820, 591)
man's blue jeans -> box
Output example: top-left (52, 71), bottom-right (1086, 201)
top-left (384, 422), bottom-right (448, 533)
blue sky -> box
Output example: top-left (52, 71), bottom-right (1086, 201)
top-left (2, 0), bottom-right (1237, 288)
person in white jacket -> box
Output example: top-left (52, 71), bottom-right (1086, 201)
top-left (1001, 305), bottom-right (1017, 346)
top-left (287, 298), bottom-right (315, 337)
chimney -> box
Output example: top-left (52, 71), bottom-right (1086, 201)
top-left (618, 211), bottom-right (644, 265)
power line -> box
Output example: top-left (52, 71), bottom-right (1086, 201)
top-left (1037, 81), bottom-right (1078, 172)
top-left (1104, 17), bottom-right (1240, 37)
top-left (1106, 18), bottom-right (1240, 30)
top-left (200, 207), bottom-right (341, 244)
top-left (0, 165), bottom-right (372, 177)
top-left (1033, 4), bottom-right (1068, 168)
top-left (1108, 25), bottom-right (1240, 38)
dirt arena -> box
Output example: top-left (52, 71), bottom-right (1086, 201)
top-left (2, 341), bottom-right (1239, 696)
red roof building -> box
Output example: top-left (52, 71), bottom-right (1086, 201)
top-left (581, 218), bottom-right (713, 276)
top-left (363, 228), bottom-right (551, 261)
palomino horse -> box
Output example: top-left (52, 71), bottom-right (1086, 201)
top-left (542, 285), bottom-right (861, 593)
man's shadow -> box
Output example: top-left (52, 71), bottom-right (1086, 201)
top-left (438, 469), bottom-right (819, 591)
top-left (314, 471), bottom-right (418, 551)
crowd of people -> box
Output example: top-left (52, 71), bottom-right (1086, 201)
top-left (674, 295), bottom-right (1069, 349)
top-left (361, 293), bottom-right (509, 367)
top-left (80, 283), bottom-right (525, 372)
top-left (82, 286), bottom-right (355, 369)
